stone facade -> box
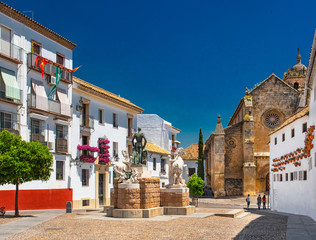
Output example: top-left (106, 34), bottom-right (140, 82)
top-left (160, 188), bottom-right (190, 207)
top-left (111, 178), bottom-right (160, 209)
top-left (205, 56), bottom-right (307, 197)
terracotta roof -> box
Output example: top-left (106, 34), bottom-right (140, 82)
top-left (73, 77), bottom-right (144, 113)
top-left (0, 1), bottom-right (76, 50)
top-left (182, 144), bottom-right (204, 161)
top-left (146, 142), bottom-right (170, 155)
top-left (269, 107), bottom-right (309, 135)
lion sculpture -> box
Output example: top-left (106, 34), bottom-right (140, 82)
top-left (168, 147), bottom-right (188, 186)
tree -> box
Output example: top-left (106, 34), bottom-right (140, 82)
top-left (186, 173), bottom-right (204, 206)
top-left (197, 128), bottom-right (204, 180)
top-left (0, 130), bottom-right (53, 216)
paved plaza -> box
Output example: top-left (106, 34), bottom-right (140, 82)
top-left (0, 197), bottom-right (315, 240)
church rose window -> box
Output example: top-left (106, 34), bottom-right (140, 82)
top-left (265, 112), bottom-right (280, 129)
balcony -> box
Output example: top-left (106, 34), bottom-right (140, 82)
top-left (28, 94), bottom-right (71, 117)
top-left (0, 123), bottom-right (19, 135)
top-left (30, 133), bottom-right (45, 144)
top-left (27, 52), bottom-right (73, 83)
top-left (0, 90), bottom-right (22, 105)
top-left (0, 38), bottom-right (23, 63)
top-left (56, 138), bottom-right (68, 153)
top-left (81, 115), bottom-right (94, 129)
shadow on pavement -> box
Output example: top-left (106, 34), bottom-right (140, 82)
top-left (234, 209), bottom-right (287, 240)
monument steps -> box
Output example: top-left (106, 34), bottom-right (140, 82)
top-left (215, 209), bottom-right (245, 218)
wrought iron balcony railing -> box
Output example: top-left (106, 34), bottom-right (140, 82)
top-left (27, 52), bottom-right (72, 83)
top-left (56, 138), bottom-right (68, 153)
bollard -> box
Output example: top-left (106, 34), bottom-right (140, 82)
top-left (66, 201), bottom-right (72, 213)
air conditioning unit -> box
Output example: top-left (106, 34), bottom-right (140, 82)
top-left (46, 75), bottom-right (56, 86)
top-left (46, 142), bottom-right (54, 150)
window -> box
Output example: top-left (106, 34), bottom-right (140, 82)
top-left (274, 137), bottom-right (277, 145)
top-left (56, 125), bottom-right (68, 153)
top-left (273, 174), bottom-right (276, 182)
top-left (98, 109), bottom-right (104, 124)
top-left (303, 170), bottom-right (307, 180)
top-left (56, 53), bottom-right (64, 66)
top-left (56, 161), bottom-right (64, 180)
top-left (31, 41), bottom-right (41, 55)
top-left (294, 171), bottom-right (297, 180)
top-left (113, 113), bottom-right (118, 128)
top-left (302, 122), bottom-right (307, 133)
top-left (1, 26), bottom-right (11, 57)
top-left (293, 82), bottom-right (299, 90)
top-left (127, 117), bottom-right (133, 137)
top-left (285, 173), bottom-right (288, 181)
top-left (31, 119), bottom-right (41, 134)
top-left (314, 87), bottom-right (316, 102)
top-left (161, 159), bottom-right (165, 172)
top-left (299, 171), bottom-right (303, 180)
top-left (153, 158), bottom-right (156, 171)
top-left (113, 142), bottom-right (118, 159)
top-left (280, 174), bottom-right (283, 182)
top-left (282, 133), bottom-right (285, 142)
top-left (189, 168), bottom-right (195, 176)
top-left (291, 128), bottom-right (295, 138)
top-left (0, 112), bottom-right (12, 131)
top-left (290, 172), bottom-right (294, 181)
top-left (81, 103), bottom-right (89, 127)
top-left (82, 136), bottom-right (89, 156)
top-left (82, 199), bottom-right (90, 206)
top-left (82, 169), bottom-right (89, 186)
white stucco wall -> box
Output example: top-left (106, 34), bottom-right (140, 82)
top-left (183, 160), bottom-right (198, 183)
top-left (71, 87), bottom-right (138, 202)
top-left (0, 11), bottom-right (73, 192)
top-left (269, 115), bottom-right (316, 220)
top-left (147, 153), bottom-right (169, 187)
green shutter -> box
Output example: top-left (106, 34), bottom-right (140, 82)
top-left (0, 68), bottom-right (20, 100)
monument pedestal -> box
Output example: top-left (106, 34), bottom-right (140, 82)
top-left (160, 187), bottom-right (190, 207)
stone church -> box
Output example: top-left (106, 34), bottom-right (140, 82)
top-left (204, 52), bottom-right (307, 197)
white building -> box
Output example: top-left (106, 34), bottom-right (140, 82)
top-left (269, 31), bottom-right (316, 220)
top-left (182, 144), bottom-right (199, 183)
top-left (71, 77), bottom-right (143, 209)
top-left (137, 114), bottom-right (181, 186)
top-left (0, 2), bottom-right (76, 210)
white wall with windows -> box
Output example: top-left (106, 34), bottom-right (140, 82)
top-left (147, 153), bottom-right (169, 187)
top-left (269, 114), bottom-right (316, 220)
top-left (0, 9), bottom-right (74, 195)
top-left (71, 81), bottom-right (140, 208)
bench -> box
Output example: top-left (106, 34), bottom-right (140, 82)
top-left (0, 206), bottom-right (5, 218)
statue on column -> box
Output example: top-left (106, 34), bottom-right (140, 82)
top-left (132, 127), bottom-right (148, 165)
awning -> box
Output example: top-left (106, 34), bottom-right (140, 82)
top-left (31, 79), bottom-right (48, 111)
top-left (0, 67), bottom-right (20, 100)
top-left (57, 89), bottom-right (71, 116)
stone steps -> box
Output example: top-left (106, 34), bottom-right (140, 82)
top-left (235, 212), bottom-right (250, 219)
top-left (215, 209), bottom-right (245, 218)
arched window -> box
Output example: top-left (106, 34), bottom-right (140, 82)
top-left (293, 82), bottom-right (299, 90)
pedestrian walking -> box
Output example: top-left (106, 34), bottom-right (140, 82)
top-left (246, 194), bottom-right (250, 209)
top-left (257, 194), bottom-right (262, 210)
top-left (262, 195), bottom-right (266, 209)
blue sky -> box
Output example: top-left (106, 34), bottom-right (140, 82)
top-left (7, 0), bottom-right (315, 148)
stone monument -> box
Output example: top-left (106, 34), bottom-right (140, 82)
top-left (108, 135), bottom-right (194, 218)
top-left (161, 147), bottom-right (195, 215)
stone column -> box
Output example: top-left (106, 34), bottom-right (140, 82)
top-left (212, 115), bottom-right (226, 197)
top-left (242, 118), bottom-right (256, 196)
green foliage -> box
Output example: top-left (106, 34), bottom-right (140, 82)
top-left (186, 173), bottom-right (204, 197)
top-left (0, 130), bottom-right (53, 185)
top-left (197, 128), bottom-right (204, 180)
